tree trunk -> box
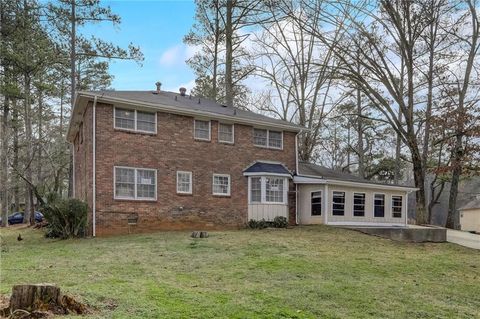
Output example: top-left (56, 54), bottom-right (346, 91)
top-left (12, 100), bottom-right (19, 212)
top-left (412, 149), bottom-right (427, 224)
top-left (224, 0), bottom-right (233, 107)
top-left (23, 73), bottom-right (35, 226)
top-left (356, 83), bottom-right (364, 178)
top-left (37, 87), bottom-right (43, 185)
top-left (68, 0), bottom-right (76, 198)
top-left (446, 135), bottom-right (463, 229)
top-left (394, 109), bottom-right (402, 184)
top-left (1, 97), bottom-right (9, 227)
top-left (212, 0), bottom-right (219, 101)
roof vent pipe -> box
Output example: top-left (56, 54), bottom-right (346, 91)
top-left (155, 81), bottom-right (162, 93)
top-left (179, 87), bottom-right (187, 96)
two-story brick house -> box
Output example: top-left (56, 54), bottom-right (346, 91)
top-left (68, 86), bottom-right (417, 236)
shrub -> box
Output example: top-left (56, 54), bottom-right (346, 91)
top-left (247, 219), bottom-right (268, 229)
top-left (42, 195), bottom-right (88, 239)
top-left (272, 216), bottom-right (288, 228)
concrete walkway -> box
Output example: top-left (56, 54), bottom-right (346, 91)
top-left (446, 229), bottom-right (480, 250)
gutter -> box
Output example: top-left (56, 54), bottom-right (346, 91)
top-left (92, 96), bottom-right (97, 237)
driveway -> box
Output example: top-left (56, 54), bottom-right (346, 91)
top-left (446, 229), bottom-right (480, 250)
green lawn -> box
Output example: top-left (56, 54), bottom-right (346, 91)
top-left (0, 225), bottom-right (479, 319)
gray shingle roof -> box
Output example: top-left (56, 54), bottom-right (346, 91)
top-left (243, 162), bottom-right (291, 175)
top-left (298, 162), bottom-right (414, 188)
top-left (88, 90), bottom-right (304, 131)
top-left (459, 198), bottom-right (480, 211)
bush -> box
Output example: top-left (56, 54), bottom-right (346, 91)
top-left (247, 219), bottom-right (268, 229)
top-left (272, 216), bottom-right (288, 228)
top-left (42, 195), bottom-right (88, 239)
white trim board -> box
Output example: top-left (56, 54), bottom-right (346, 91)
top-left (327, 222), bottom-right (407, 227)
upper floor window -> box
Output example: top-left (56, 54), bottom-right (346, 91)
top-left (392, 195), bottom-right (403, 218)
top-left (218, 123), bottom-right (234, 143)
top-left (374, 194), bottom-right (385, 217)
top-left (114, 166), bottom-right (156, 200)
top-left (253, 128), bottom-right (283, 149)
top-left (212, 174), bottom-right (230, 196)
top-left (194, 119), bottom-right (211, 141)
top-left (114, 108), bottom-right (156, 133)
top-left (177, 171), bottom-right (192, 194)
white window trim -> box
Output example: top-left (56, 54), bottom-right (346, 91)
top-left (194, 119), bottom-right (211, 141)
top-left (176, 171), bottom-right (193, 194)
top-left (113, 166), bottom-right (157, 201)
top-left (218, 122), bottom-right (234, 144)
top-left (113, 107), bottom-right (157, 134)
top-left (253, 128), bottom-right (283, 150)
top-left (310, 190), bottom-right (322, 217)
top-left (248, 176), bottom-right (288, 205)
top-left (331, 191), bottom-right (346, 216)
top-left (212, 174), bottom-right (231, 196)
top-left (373, 193), bottom-right (386, 218)
top-left (391, 194), bottom-right (403, 218)
top-left (353, 192), bottom-right (366, 217)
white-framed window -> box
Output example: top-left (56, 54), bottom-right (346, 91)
top-left (114, 166), bottom-right (157, 200)
top-left (176, 171), bottom-right (192, 194)
top-left (194, 119), bottom-right (211, 140)
top-left (392, 195), bottom-right (403, 218)
top-left (212, 174), bottom-right (230, 196)
top-left (114, 107), bottom-right (156, 133)
top-left (253, 128), bottom-right (283, 149)
top-left (311, 191), bottom-right (322, 216)
top-left (218, 123), bottom-right (234, 143)
top-left (250, 177), bottom-right (262, 203)
top-left (353, 193), bottom-right (366, 217)
top-left (332, 191), bottom-right (345, 216)
top-left (374, 193), bottom-right (385, 217)
top-left (248, 176), bottom-right (288, 204)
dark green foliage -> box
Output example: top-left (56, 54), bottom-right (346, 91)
top-left (247, 219), bottom-right (268, 229)
top-left (272, 216), bottom-right (288, 228)
top-left (42, 194), bottom-right (88, 239)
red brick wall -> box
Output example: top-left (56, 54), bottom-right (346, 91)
top-left (76, 102), bottom-right (297, 236)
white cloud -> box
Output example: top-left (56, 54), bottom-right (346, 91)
top-left (159, 44), bottom-right (200, 67)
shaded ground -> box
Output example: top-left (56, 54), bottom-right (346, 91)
top-left (0, 225), bottom-right (479, 318)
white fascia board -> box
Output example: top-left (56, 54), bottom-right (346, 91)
top-left (324, 179), bottom-right (418, 192)
top-left (293, 176), bottom-right (327, 184)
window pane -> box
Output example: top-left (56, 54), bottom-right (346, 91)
top-left (311, 191), bottom-right (322, 216)
top-left (213, 175), bottom-right (230, 195)
top-left (332, 191), bottom-right (345, 216)
top-left (177, 172), bottom-right (192, 193)
top-left (253, 129), bottom-right (267, 146)
top-left (115, 167), bottom-right (135, 198)
top-left (268, 131), bottom-right (282, 148)
top-left (353, 193), bottom-right (365, 217)
top-left (195, 120), bottom-right (210, 140)
top-left (137, 169), bottom-right (155, 199)
top-left (250, 177), bottom-right (261, 202)
top-left (136, 111), bottom-right (156, 132)
top-left (219, 123), bottom-right (233, 143)
top-left (392, 195), bottom-right (402, 218)
top-left (115, 109), bottom-right (135, 130)
top-left (266, 177), bottom-right (284, 203)
top-left (374, 194), bottom-right (385, 217)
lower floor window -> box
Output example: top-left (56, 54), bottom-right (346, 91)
top-left (332, 191), bottom-right (345, 216)
top-left (311, 191), bottom-right (322, 216)
top-left (374, 194), bottom-right (385, 217)
top-left (249, 176), bottom-right (287, 204)
top-left (213, 174), bottom-right (231, 196)
top-left (115, 166), bottom-right (156, 200)
top-left (392, 195), bottom-right (403, 218)
top-left (353, 193), bottom-right (365, 217)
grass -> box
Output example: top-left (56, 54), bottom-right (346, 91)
top-left (0, 225), bottom-right (479, 319)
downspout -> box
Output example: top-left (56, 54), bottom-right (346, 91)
top-left (405, 191), bottom-right (410, 226)
top-left (325, 184), bottom-right (329, 225)
top-left (294, 131), bottom-right (301, 225)
top-left (92, 96), bottom-right (97, 237)
top-left (72, 144), bottom-right (75, 198)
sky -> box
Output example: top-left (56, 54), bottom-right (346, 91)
top-left (81, 0), bottom-right (198, 93)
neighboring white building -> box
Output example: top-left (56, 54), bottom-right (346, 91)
top-left (294, 162), bottom-right (417, 227)
top-left (459, 197), bottom-right (480, 232)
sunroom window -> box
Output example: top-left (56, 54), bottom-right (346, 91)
top-left (332, 191), bottom-right (345, 216)
top-left (392, 195), bottom-right (403, 218)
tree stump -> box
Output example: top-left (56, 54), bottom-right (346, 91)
top-left (191, 231), bottom-right (209, 238)
top-left (9, 284), bottom-right (60, 312)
